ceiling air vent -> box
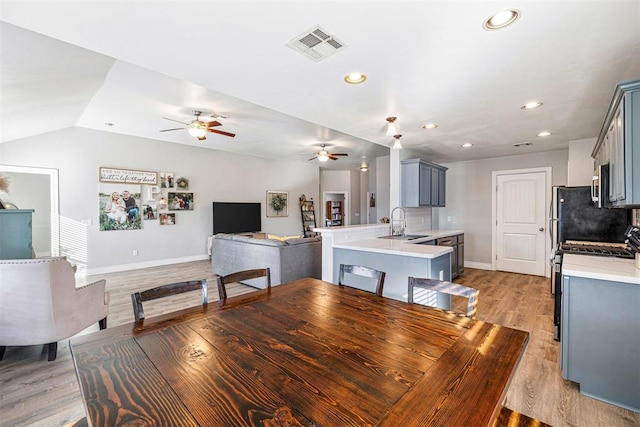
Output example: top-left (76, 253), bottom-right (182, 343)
top-left (286, 25), bottom-right (347, 62)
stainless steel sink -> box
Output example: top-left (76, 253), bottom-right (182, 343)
top-left (378, 234), bottom-right (430, 240)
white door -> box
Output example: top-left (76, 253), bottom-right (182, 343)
top-left (496, 172), bottom-right (546, 276)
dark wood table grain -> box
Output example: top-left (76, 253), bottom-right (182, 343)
top-left (70, 278), bottom-right (529, 427)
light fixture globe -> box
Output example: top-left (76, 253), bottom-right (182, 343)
top-left (317, 150), bottom-right (330, 162)
top-left (392, 134), bottom-right (403, 150)
top-left (386, 117), bottom-right (398, 136)
top-left (188, 121), bottom-right (207, 138)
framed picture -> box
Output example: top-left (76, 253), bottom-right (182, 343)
top-left (99, 183), bottom-right (142, 231)
top-left (160, 172), bottom-right (174, 189)
top-left (168, 192), bottom-right (194, 210)
top-left (142, 203), bottom-right (157, 220)
top-left (267, 190), bottom-right (288, 217)
top-left (159, 212), bottom-right (175, 225)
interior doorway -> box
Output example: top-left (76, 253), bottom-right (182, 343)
top-left (492, 167), bottom-right (550, 276)
top-left (0, 165), bottom-right (60, 257)
top-left (323, 192), bottom-right (348, 227)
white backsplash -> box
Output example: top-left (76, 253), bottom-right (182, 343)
top-left (405, 207), bottom-right (432, 233)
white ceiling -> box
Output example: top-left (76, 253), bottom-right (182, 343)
top-left (1, 1), bottom-right (639, 170)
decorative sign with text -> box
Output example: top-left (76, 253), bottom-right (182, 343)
top-left (99, 167), bottom-right (158, 185)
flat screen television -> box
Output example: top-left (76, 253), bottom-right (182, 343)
top-left (212, 202), bottom-right (261, 235)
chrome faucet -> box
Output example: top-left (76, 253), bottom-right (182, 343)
top-left (390, 207), bottom-right (407, 236)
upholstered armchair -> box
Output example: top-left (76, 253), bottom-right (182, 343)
top-left (0, 257), bottom-right (109, 361)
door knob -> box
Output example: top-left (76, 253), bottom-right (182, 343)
top-left (539, 227), bottom-right (544, 232)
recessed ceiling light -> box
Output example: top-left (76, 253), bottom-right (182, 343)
top-left (537, 131), bottom-right (552, 137)
top-left (344, 72), bottom-right (367, 84)
top-left (521, 101), bottom-right (543, 110)
top-left (483, 9), bottom-right (521, 30)
top-left (422, 123), bottom-right (438, 130)
top-left (462, 143), bottom-right (473, 148)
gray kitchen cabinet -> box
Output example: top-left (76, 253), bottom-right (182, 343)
top-left (0, 209), bottom-right (34, 259)
top-left (560, 273), bottom-right (640, 412)
top-left (592, 79), bottom-right (640, 207)
top-left (401, 158), bottom-right (447, 207)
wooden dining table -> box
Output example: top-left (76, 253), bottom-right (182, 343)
top-left (70, 278), bottom-right (529, 427)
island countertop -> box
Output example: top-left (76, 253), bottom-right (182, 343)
top-left (332, 237), bottom-right (452, 259)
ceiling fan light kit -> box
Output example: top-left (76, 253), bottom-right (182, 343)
top-left (160, 110), bottom-right (235, 140)
top-left (309, 144), bottom-right (348, 162)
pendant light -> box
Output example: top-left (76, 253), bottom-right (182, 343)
top-left (392, 134), bottom-right (403, 150)
top-left (386, 117), bottom-right (398, 136)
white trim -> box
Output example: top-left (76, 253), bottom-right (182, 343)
top-left (463, 261), bottom-right (493, 270)
top-left (491, 166), bottom-right (552, 276)
top-left (82, 254), bottom-right (208, 276)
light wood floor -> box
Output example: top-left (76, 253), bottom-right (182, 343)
top-left (1, 262), bottom-right (638, 426)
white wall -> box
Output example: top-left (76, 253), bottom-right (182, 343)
top-left (0, 127), bottom-right (320, 273)
top-left (568, 137), bottom-right (596, 186)
top-left (432, 150), bottom-right (569, 265)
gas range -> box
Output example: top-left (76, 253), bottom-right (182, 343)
top-left (558, 240), bottom-right (636, 259)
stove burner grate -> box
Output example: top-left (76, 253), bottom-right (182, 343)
top-left (559, 242), bottom-right (636, 259)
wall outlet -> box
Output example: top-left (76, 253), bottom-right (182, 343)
top-left (133, 249), bottom-right (139, 256)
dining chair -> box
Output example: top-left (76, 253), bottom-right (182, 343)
top-left (408, 277), bottom-right (479, 319)
top-left (338, 264), bottom-right (386, 297)
top-left (131, 279), bottom-right (208, 323)
top-left (216, 268), bottom-right (271, 300)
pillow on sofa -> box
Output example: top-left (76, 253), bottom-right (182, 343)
top-left (285, 237), bottom-right (321, 245)
top-left (267, 234), bottom-right (302, 242)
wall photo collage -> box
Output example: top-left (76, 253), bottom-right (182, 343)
top-left (98, 168), bottom-right (194, 231)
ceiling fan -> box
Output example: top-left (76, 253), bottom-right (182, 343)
top-left (159, 110), bottom-right (235, 140)
top-left (308, 144), bottom-right (348, 162)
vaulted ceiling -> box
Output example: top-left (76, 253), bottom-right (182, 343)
top-left (1, 1), bottom-right (639, 170)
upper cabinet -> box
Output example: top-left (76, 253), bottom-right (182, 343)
top-left (592, 79), bottom-right (640, 207)
top-left (401, 159), bottom-right (447, 207)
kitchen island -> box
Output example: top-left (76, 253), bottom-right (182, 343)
top-left (561, 254), bottom-right (640, 412)
top-left (332, 237), bottom-right (452, 301)
top-left (314, 224), bottom-right (463, 283)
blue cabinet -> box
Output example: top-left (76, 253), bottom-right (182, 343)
top-left (401, 159), bottom-right (447, 207)
top-left (0, 209), bottom-right (34, 259)
top-left (561, 273), bottom-right (640, 412)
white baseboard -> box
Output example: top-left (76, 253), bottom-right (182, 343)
top-left (463, 261), bottom-right (493, 270)
top-left (82, 254), bottom-right (209, 276)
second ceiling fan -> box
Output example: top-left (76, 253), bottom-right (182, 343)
top-left (308, 144), bottom-right (348, 162)
top-left (160, 110), bottom-right (236, 140)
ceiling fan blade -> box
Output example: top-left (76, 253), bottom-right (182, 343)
top-left (332, 153), bottom-right (349, 156)
top-left (162, 117), bottom-right (189, 125)
top-left (208, 129), bottom-right (236, 138)
top-left (308, 156), bottom-right (318, 161)
top-left (329, 155), bottom-right (339, 160)
top-left (159, 128), bottom-right (185, 132)
top-left (197, 135), bottom-right (207, 141)
top-left (205, 120), bottom-right (223, 128)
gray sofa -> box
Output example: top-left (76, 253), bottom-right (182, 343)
top-left (211, 233), bottom-right (322, 287)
